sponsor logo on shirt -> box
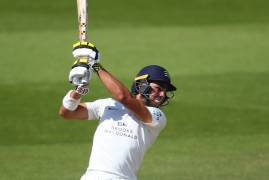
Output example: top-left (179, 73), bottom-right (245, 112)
top-left (117, 121), bottom-right (128, 127)
top-left (104, 125), bottom-right (138, 140)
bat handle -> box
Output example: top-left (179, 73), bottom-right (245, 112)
top-left (80, 24), bottom-right (87, 41)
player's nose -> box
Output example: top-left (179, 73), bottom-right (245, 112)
top-left (159, 90), bottom-right (166, 97)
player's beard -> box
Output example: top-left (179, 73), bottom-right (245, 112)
top-left (147, 95), bottom-right (166, 107)
top-left (136, 93), bottom-right (165, 107)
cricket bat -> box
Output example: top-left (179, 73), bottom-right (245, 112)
top-left (76, 0), bottom-right (89, 85)
top-left (77, 0), bottom-right (88, 42)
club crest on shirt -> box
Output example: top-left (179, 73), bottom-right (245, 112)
top-left (152, 109), bottom-right (162, 121)
top-left (107, 106), bottom-right (119, 110)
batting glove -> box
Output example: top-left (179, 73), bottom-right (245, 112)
top-left (75, 84), bottom-right (89, 95)
top-left (72, 41), bottom-right (100, 62)
top-left (69, 65), bottom-right (92, 86)
top-left (69, 66), bottom-right (90, 96)
top-left (69, 41), bottom-right (100, 88)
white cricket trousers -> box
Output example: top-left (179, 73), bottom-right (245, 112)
top-left (80, 170), bottom-right (137, 180)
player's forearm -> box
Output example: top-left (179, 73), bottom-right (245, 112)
top-left (59, 104), bottom-right (88, 120)
top-left (97, 68), bottom-right (133, 102)
top-left (59, 90), bottom-right (80, 117)
top-left (97, 69), bottom-right (152, 123)
top-left (59, 90), bottom-right (88, 120)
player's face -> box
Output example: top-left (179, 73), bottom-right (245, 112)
top-left (148, 82), bottom-right (167, 107)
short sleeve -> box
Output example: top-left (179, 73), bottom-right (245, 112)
top-left (144, 107), bottom-right (167, 130)
top-left (85, 99), bottom-right (106, 120)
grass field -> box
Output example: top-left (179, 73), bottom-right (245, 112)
top-left (0, 0), bottom-right (269, 179)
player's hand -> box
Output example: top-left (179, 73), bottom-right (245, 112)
top-left (69, 41), bottom-right (99, 85)
top-left (72, 41), bottom-right (100, 62)
top-left (69, 66), bottom-right (91, 86)
top-left (68, 66), bottom-right (90, 95)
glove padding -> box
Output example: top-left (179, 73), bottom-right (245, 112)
top-left (72, 41), bottom-right (100, 62)
top-left (69, 66), bottom-right (91, 86)
top-left (69, 42), bottom-right (100, 86)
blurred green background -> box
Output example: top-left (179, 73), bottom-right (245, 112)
top-left (0, 0), bottom-right (269, 179)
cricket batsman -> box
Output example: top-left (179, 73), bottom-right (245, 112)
top-left (59, 42), bottom-right (177, 180)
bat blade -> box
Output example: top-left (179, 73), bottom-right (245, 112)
top-left (76, 0), bottom-right (89, 85)
top-left (77, 0), bottom-right (88, 41)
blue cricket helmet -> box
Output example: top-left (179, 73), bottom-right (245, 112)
top-left (131, 65), bottom-right (177, 94)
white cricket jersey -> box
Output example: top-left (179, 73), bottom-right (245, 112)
top-left (84, 98), bottom-right (166, 179)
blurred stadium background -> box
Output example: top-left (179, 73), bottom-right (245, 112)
top-left (0, 0), bottom-right (269, 179)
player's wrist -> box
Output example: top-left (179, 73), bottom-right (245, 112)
top-left (70, 90), bottom-right (82, 99)
top-left (62, 90), bottom-right (81, 111)
top-left (91, 63), bottom-right (103, 73)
